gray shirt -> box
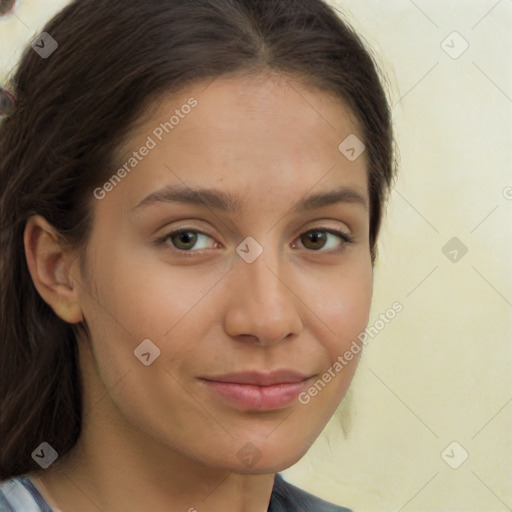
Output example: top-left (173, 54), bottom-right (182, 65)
top-left (0, 473), bottom-right (352, 511)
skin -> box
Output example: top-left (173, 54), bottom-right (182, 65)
top-left (24, 71), bottom-right (373, 512)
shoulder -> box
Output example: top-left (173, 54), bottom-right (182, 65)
top-left (269, 473), bottom-right (353, 512)
top-left (0, 475), bottom-right (54, 512)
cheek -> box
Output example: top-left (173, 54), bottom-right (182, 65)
top-left (85, 240), bottom-right (203, 336)
top-left (302, 264), bottom-right (372, 407)
top-left (310, 257), bottom-right (373, 355)
top-left (80, 244), bottom-right (227, 385)
top-left (338, 267), bottom-right (373, 336)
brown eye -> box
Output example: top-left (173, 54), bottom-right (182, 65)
top-left (298, 229), bottom-right (353, 252)
top-left (301, 230), bottom-right (328, 250)
top-left (171, 231), bottom-right (199, 250)
top-left (155, 229), bottom-right (217, 253)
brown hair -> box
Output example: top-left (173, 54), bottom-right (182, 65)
top-left (0, 0), bottom-right (395, 479)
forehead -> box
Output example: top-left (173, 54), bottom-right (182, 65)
top-left (110, 72), bottom-right (369, 213)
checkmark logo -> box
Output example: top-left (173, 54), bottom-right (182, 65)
top-left (31, 442), bottom-right (58, 469)
top-left (441, 441), bottom-right (468, 469)
top-left (31, 32), bottom-right (58, 59)
top-left (338, 134), bottom-right (366, 161)
top-left (441, 31), bottom-right (469, 59)
top-left (442, 237), bottom-right (468, 263)
top-left (134, 339), bottom-right (161, 366)
top-left (237, 442), bottom-right (262, 468)
top-left (236, 236), bottom-right (263, 263)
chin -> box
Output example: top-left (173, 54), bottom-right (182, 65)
top-left (229, 454), bottom-right (306, 476)
top-left (232, 438), bottom-right (314, 475)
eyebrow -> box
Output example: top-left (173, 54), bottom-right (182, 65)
top-left (133, 184), bottom-right (367, 214)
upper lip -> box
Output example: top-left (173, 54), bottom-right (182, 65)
top-left (201, 370), bottom-right (312, 386)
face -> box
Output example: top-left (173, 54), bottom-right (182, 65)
top-left (76, 72), bottom-right (373, 473)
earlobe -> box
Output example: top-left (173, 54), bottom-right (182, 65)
top-left (23, 215), bottom-right (84, 324)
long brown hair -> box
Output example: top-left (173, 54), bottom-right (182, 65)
top-left (0, 0), bottom-right (395, 479)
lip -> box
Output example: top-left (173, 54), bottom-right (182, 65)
top-left (199, 370), bottom-right (314, 410)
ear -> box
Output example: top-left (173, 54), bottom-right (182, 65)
top-left (24, 215), bottom-right (84, 324)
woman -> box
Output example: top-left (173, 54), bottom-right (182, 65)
top-left (0, 0), bottom-right (395, 510)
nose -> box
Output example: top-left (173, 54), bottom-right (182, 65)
top-left (223, 242), bottom-right (304, 347)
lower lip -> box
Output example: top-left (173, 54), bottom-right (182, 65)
top-left (200, 379), bottom-right (308, 410)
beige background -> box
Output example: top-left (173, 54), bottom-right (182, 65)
top-left (1, 1), bottom-right (511, 510)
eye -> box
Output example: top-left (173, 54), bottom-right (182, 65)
top-left (155, 229), bottom-right (217, 252)
top-left (155, 227), bottom-right (353, 255)
top-left (295, 228), bottom-right (353, 252)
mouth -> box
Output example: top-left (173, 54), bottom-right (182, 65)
top-left (198, 370), bottom-right (315, 411)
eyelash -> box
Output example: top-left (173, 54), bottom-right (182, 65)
top-left (154, 227), bottom-right (353, 256)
